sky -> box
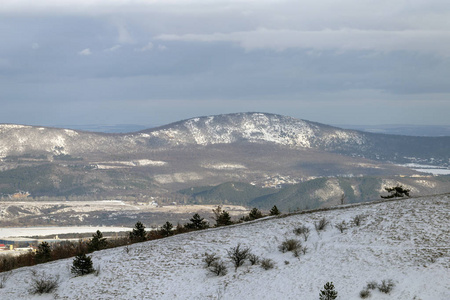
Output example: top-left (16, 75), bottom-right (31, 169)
top-left (1, 0), bottom-right (449, 127)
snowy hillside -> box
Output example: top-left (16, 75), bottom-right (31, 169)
top-left (2, 194), bottom-right (449, 299)
top-left (0, 113), bottom-right (366, 158)
top-left (1, 113), bottom-right (448, 167)
top-left (141, 112), bottom-right (366, 148)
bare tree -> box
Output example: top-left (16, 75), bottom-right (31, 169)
top-left (335, 221), bottom-right (348, 233)
top-left (352, 214), bottom-right (365, 227)
top-left (227, 244), bottom-right (250, 271)
top-left (209, 260), bottom-right (228, 276)
top-left (29, 270), bottom-right (59, 295)
top-left (340, 194), bottom-right (346, 205)
top-left (248, 253), bottom-right (260, 265)
top-left (203, 252), bottom-right (219, 267)
top-left (293, 225), bottom-right (311, 241)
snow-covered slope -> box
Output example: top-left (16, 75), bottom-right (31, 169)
top-left (2, 194), bottom-right (449, 299)
top-left (1, 112), bottom-right (448, 166)
top-left (141, 112), bottom-right (366, 148)
top-left (0, 113), bottom-right (366, 158)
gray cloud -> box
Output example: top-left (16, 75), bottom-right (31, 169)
top-left (0, 0), bottom-right (449, 126)
top-left (78, 48), bottom-right (92, 56)
top-left (157, 28), bottom-right (450, 56)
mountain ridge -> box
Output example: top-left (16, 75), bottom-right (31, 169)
top-left (1, 112), bottom-right (449, 201)
top-left (1, 112), bottom-right (448, 164)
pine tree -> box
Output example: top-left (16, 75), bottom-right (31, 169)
top-left (129, 221), bottom-right (147, 242)
top-left (270, 205), bottom-right (280, 216)
top-left (161, 221), bottom-right (173, 237)
top-left (185, 213), bottom-right (209, 230)
top-left (319, 282), bottom-right (338, 300)
top-left (381, 185), bottom-right (410, 199)
top-left (212, 205), bottom-right (233, 227)
top-left (248, 208), bottom-right (263, 220)
top-left (71, 253), bottom-right (94, 276)
top-left (35, 242), bottom-right (52, 263)
top-left (87, 230), bottom-right (108, 252)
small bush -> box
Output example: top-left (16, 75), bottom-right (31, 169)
top-left (94, 265), bottom-right (101, 277)
top-left (378, 279), bottom-right (395, 294)
top-left (227, 244), bottom-right (250, 271)
top-left (0, 271), bottom-right (12, 288)
top-left (301, 245), bottom-right (308, 255)
top-left (315, 217), bottom-right (329, 232)
top-left (279, 239), bottom-right (302, 253)
top-left (293, 225), bottom-right (310, 237)
top-left (209, 260), bottom-right (227, 276)
top-left (71, 253), bottom-right (94, 276)
top-left (366, 281), bottom-right (378, 290)
top-left (260, 258), bottom-right (275, 270)
top-left (270, 205), bottom-right (280, 216)
top-left (359, 289), bottom-right (371, 298)
top-left (203, 252), bottom-right (219, 267)
top-left (335, 221), bottom-right (348, 233)
top-left (302, 228), bottom-right (311, 241)
top-left (352, 214), bottom-right (366, 226)
top-left (29, 270), bottom-right (59, 295)
top-left (248, 253), bottom-right (260, 265)
top-left (319, 282), bottom-right (338, 300)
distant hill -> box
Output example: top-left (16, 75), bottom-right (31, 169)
top-left (51, 124), bottom-right (152, 133)
top-left (180, 176), bottom-right (450, 212)
top-left (179, 182), bottom-right (277, 206)
top-left (0, 113), bottom-right (449, 200)
top-left (337, 124), bottom-right (450, 137)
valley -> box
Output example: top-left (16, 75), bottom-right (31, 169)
top-left (0, 113), bottom-right (449, 228)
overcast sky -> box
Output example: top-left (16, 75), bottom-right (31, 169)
top-left (1, 0), bottom-right (449, 127)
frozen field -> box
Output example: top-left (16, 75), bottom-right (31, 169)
top-left (400, 163), bottom-right (450, 175)
top-left (1, 194), bottom-right (449, 299)
top-left (0, 226), bottom-right (132, 238)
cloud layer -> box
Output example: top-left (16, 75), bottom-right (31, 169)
top-left (0, 0), bottom-right (449, 126)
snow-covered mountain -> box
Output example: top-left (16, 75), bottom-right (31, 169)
top-left (1, 113), bottom-right (448, 165)
top-left (1, 112), bottom-right (449, 202)
top-left (141, 112), bottom-right (366, 148)
top-left (2, 194), bottom-right (449, 299)
top-left (0, 113), bottom-right (365, 157)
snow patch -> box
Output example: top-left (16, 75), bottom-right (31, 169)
top-left (0, 124), bottom-right (30, 130)
top-left (312, 179), bottom-right (343, 202)
top-left (64, 129), bottom-right (78, 137)
top-left (135, 159), bottom-right (167, 166)
top-left (202, 163), bottom-right (246, 170)
top-left (400, 163), bottom-right (450, 175)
